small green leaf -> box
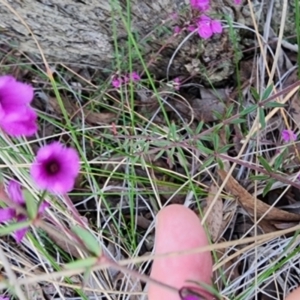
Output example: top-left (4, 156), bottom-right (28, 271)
top-left (240, 105), bottom-right (257, 116)
top-left (196, 142), bottom-right (214, 155)
top-left (0, 220), bottom-right (31, 236)
top-left (65, 257), bottom-right (97, 269)
top-left (249, 175), bottom-right (270, 181)
top-left (217, 158), bottom-right (224, 169)
top-left (199, 135), bottom-right (212, 142)
top-left (219, 144), bottom-right (233, 153)
top-left (225, 104), bottom-right (235, 118)
top-left (195, 121), bottom-right (204, 134)
top-left (229, 118), bottom-right (246, 124)
top-left (200, 156), bottom-right (215, 170)
top-left (262, 84), bottom-right (273, 100)
top-left (263, 179), bottom-right (276, 197)
top-left (213, 123), bottom-right (223, 131)
top-left (264, 101), bottom-right (286, 108)
top-left (213, 110), bottom-right (223, 120)
top-left (154, 149), bottom-right (165, 161)
top-left (213, 134), bottom-right (220, 151)
top-left (23, 190), bottom-right (37, 219)
top-left (274, 151), bottom-right (286, 170)
top-left (258, 156), bottom-right (273, 173)
top-left (259, 108), bottom-right (266, 129)
top-left (250, 87), bottom-right (260, 101)
top-left (72, 226), bottom-right (102, 256)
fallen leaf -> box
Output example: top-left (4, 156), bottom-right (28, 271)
top-left (190, 88), bottom-right (227, 122)
top-left (218, 169), bottom-right (300, 221)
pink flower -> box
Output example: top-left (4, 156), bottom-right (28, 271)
top-left (173, 77), bottom-right (181, 90)
top-left (197, 15), bottom-right (222, 39)
top-left (123, 75), bottom-right (130, 84)
top-left (190, 0), bottom-right (210, 11)
top-left (0, 181), bottom-right (48, 243)
top-left (30, 142), bottom-right (80, 194)
top-left (170, 13), bottom-right (178, 20)
top-left (112, 77), bottom-right (122, 88)
top-left (234, 0), bottom-right (242, 4)
top-left (282, 129), bottom-right (297, 142)
top-left (130, 72), bottom-right (141, 82)
top-left (0, 76), bottom-right (37, 136)
top-left (0, 296), bottom-right (9, 300)
top-left (174, 26), bottom-right (181, 34)
top-left (211, 20), bottom-right (223, 33)
top-left (188, 25), bottom-right (197, 32)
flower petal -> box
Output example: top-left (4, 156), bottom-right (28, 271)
top-left (198, 23), bottom-right (213, 39)
top-left (211, 20), bottom-right (223, 33)
top-left (14, 227), bottom-right (28, 243)
top-left (38, 201), bottom-right (50, 214)
top-left (0, 76), bottom-right (34, 108)
top-left (14, 215), bottom-right (28, 243)
top-left (31, 142), bottom-right (80, 194)
top-left (282, 129), bottom-right (297, 142)
top-left (0, 108), bottom-right (37, 137)
top-left (7, 181), bottom-right (25, 205)
top-left (197, 16), bottom-right (213, 39)
top-left (0, 208), bottom-right (16, 222)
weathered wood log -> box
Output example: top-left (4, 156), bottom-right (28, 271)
top-left (0, 0), bottom-right (296, 82)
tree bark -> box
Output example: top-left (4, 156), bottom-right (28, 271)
top-left (0, 0), bottom-right (295, 82)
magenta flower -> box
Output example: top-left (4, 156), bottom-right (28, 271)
top-left (112, 77), bottom-right (122, 88)
top-left (234, 0), bottom-right (242, 4)
top-left (211, 20), bottom-right (223, 33)
top-left (0, 181), bottom-right (48, 243)
top-left (130, 72), bottom-right (141, 82)
top-left (197, 15), bottom-right (222, 39)
top-left (0, 76), bottom-right (37, 137)
top-left (0, 296), bottom-right (9, 300)
top-left (190, 0), bottom-right (210, 11)
top-left (30, 142), bottom-right (80, 194)
top-left (173, 77), bottom-right (181, 90)
top-left (282, 129), bottom-right (297, 142)
top-left (174, 26), bottom-right (182, 34)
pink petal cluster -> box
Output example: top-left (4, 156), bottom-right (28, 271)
top-left (0, 181), bottom-right (48, 243)
top-left (173, 77), bottom-right (181, 90)
top-left (188, 0), bottom-right (223, 39)
top-left (30, 142), bottom-right (80, 194)
top-left (234, 0), bottom-right (242, 4)
top-left (282, 129), bottom-right (297, 142)
top-left (190, 0), bottom-right (210, 11)
top-left (112, 72), bottom-right (141, 88)
top-left (197, 15), bottom-right (222, 39)
top-left (0, 76), bottom-right (37, 136)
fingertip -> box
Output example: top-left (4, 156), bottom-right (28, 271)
top-left (148, 204), bottom-right (213, 300)
top-left (286, 287), bottom-right (300, 300)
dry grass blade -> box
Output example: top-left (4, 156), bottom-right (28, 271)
top-left (203, 183), bottom-right (223, 242)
